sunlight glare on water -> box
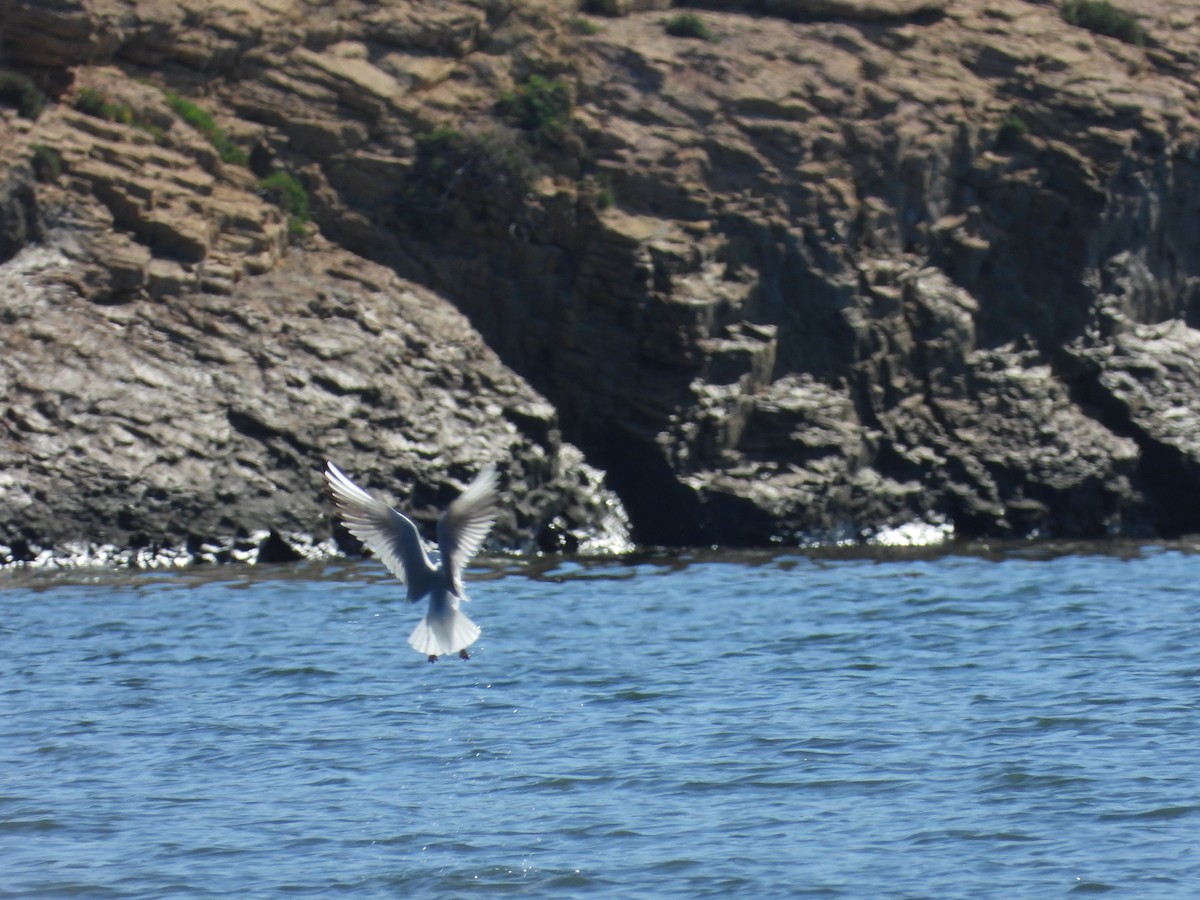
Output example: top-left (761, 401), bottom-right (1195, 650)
top-left (1, 543), bottom-right (1199, 897)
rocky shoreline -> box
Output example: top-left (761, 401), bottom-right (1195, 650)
top-left (3, 0), bottom-right (1200, 566)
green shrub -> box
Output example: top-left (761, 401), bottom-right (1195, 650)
top-left (583, 172), bottom-right (614, 210)
top-left (414, 126), bottom-right (472, 192)
top-left (163, 89), bottom-right (248, 165)
top-left (30, 144), bottom-right (63, 182)
top-left (571, 16), bottom-right (602, 36)
top-left (404, 125), bottom-right (538, 232)
top-left (75, 86), bottom-right (134, 123)
top-left (139, 122), bottom-right (167, 144)
top-left (258, 170), bottom-right (310, 239)
top-left (415, 125), bottom-right (537, 195)
top-left (73, 86), bottom-right (169, 142)
top-left (0, 70), bottom-right (46, 119)
top-left (996, 111), bottom-right (1028, 149)
top-left (1061, 0), bottom-right (1144, 45)
top-left (664, 12), bottom-right (715, 42)
top-left (497, 74), bottom-right (572, 143)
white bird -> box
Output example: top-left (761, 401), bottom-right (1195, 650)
top-left (325, 461), bottom-right (499, 662)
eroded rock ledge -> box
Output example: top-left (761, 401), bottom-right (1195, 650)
top-left (3, 0), bottom-right (1200, 560)
top-left (0, 143), bottom-right (630, 565)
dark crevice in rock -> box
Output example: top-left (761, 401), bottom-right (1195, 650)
top-left (1056, 347), bottom-right (1200, 537)
top-left (0, 164), bottom-right (40, 264)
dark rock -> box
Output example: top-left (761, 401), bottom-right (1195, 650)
top-left (5, 0), bottom-right (1200, 559)
top-left (0, 164), bottom-right (39, 263)
top-left (0, 224), bottom-right (630, 565)
top-left (1064, 320), bottom-right (1200, 536)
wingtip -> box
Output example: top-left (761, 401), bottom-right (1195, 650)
top-left (459, 462), bottom-right (501, 507)
top-left (476, 462), bottom-right (500, 489)
top-left (323, 460), bottom-right (345, 492)
top-left (325, 460), bottom-right (363, 489)
top-left (324, 461), bottom-right (377, 511)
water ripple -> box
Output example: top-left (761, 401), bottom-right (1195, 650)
top-left (2, 545), bottom-right (1200, 896)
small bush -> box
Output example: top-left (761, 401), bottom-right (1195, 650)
top-left (1061, 0), bottom-right (1144, 46)
top-left (582, 172), bottom-right (615, 210)
top-left (415, 125), bottom-right (537, 195)
top-left (139, 122), bottom-right (167, 144)
top-left (664, 12), bottom-right (715, 42)
top-left (0, 70), bottom-right (46, 119)
top-left (162, 90), bottom-right (214, 131)
top-left (497, 75), bottom-right (572, 143)
top-left (404, 125), bottom-right (538, 230)
top-left (571, 16), bottom-right (602, 36)
top-left (30, 144), bottom-right (63, 182)
top-left (75, 86), bottom-right (134, 124)
top-left (73, 86), bottom-right (173, 143)
top-left (414, 126), bottom-right (472, 192)
top-left (258, 170), bottom-right (310, 239)
top-left (996, 111), bottom-right (1028, 149)
top-left (163, 89), bottom-right (248, 165)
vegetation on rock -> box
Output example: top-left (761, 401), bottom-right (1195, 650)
top-left (410, 125), bottom-right (537, 208)
top-left (664, 12), bottom-right (717, 42)
top-left (162, 89), bottom-right (248, 165)
top-left (258, 171), bottom-right (311, 239)
top-left (996, 111), bottom-right (1029, 150)
top-left (30, 144), bottom-right (63, 182)
top-left (74, 86), bottom-right (166, 142)
top-left (587, 172), bottom-right (615, 210)
top-left (497, 74), bottom-right (573, 144)
top-left (571, 16), bottom-right (603, 36)
top-left (0, 70), bottom-right (45, 119)
top-left (1061, 0), bottom-right (1144, 45)
top-left (75, 86), bottom-right (135, 124)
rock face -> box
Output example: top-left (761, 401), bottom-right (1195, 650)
top-left (3, 0), bottom-right (1200, 557)
top-left (0, 71), bottom-right (629, 565)
top-left (0, 230), bottom-right (629, 564)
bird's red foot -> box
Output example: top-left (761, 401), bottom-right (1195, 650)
top-left (427, 654), bottom-right (438, 663)
top-left (459, 648), bottom-right (470, 660)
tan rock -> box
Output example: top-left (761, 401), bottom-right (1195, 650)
top-left (4, 0), bottom-right (1200, 553)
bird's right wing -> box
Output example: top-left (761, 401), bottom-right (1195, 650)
top-left (325, 462), bottom-right (435, 598)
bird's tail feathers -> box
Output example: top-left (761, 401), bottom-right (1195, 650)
top-left (408, 607), bottom-right (481, 657)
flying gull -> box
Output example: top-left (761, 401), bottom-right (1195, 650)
top-left (325, 461), bottom-right (499, 662)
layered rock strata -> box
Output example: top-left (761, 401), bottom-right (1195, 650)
top-left (3, 0), bottom-right (1200, 556)
top-left (0, 72), bottom-right (628, 565)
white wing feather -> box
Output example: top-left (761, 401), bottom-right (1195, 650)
top-left (437, 464), bottom-right (499, 597)
top-left (325, 462), bottom-right (436, 599)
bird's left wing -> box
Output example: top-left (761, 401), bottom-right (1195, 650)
top-left (325, 462), bottom-right (436, 599)
top-left (437, 464), bottom-right (500, 597)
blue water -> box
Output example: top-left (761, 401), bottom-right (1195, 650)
top-left (2, 544), bottom-right (1199, 897)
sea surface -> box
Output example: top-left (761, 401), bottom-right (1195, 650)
top-left (2, 543), bottom-right (1199, 897)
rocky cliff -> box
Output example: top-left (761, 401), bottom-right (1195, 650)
top-left (3, 0), bottom-right (1200, 563)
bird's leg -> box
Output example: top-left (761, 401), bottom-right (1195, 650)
top-left (459, 648), bottom-right (470, 660)
top-left (427, 654), bottom-right (438, 663)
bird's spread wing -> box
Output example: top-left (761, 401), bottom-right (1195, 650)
top-left (437, 464), bottom-right (499, 597)
top-left (325, 462), bottom-right (436, 599)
